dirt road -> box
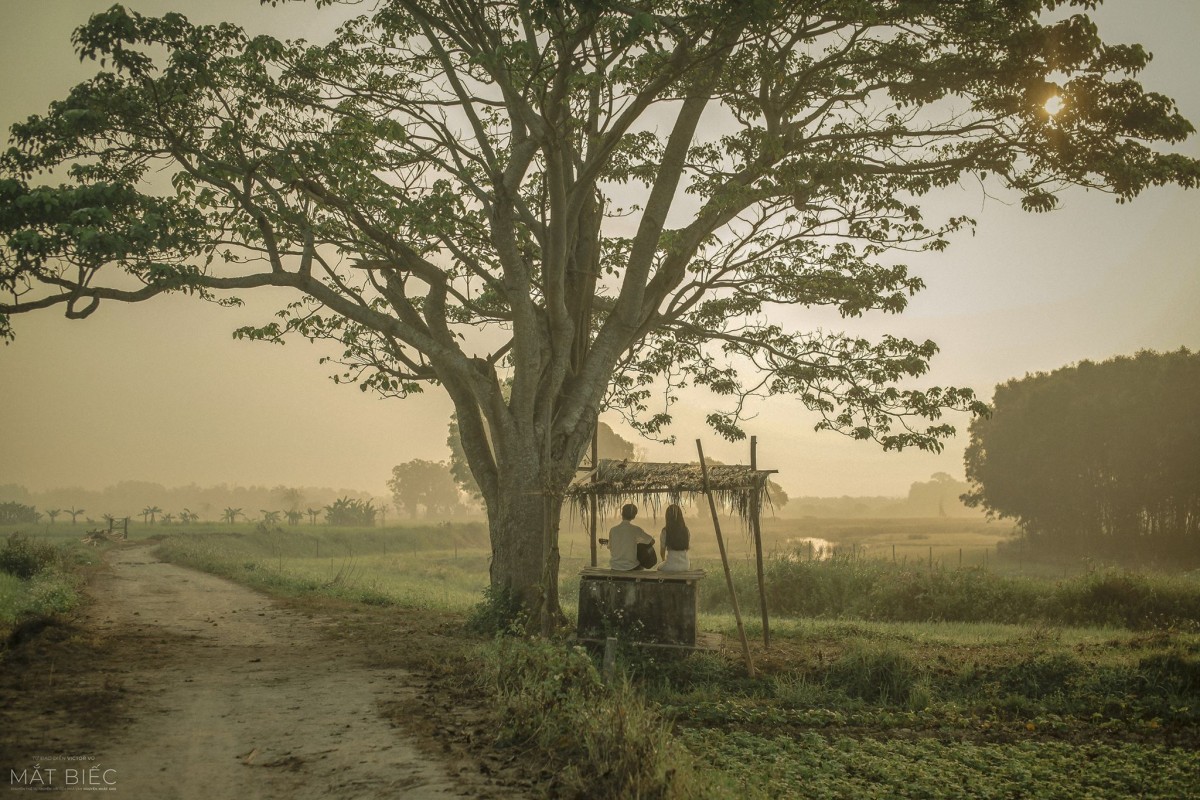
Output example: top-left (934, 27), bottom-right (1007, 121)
top-left (2, 544), bottom-right (497, 798)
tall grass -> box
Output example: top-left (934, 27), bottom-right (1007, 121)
top-left (475, 636), bottom-right (733, 799)
top-left (701, 552), bottom-right (1200, 630)
top-left (0, 533), bottom-right (91, 641)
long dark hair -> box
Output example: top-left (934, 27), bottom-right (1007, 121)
top-left (663, 504), bottom-right (690, 551)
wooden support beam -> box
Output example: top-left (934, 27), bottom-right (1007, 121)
top-left (697, 439), bottom-right (756, 678)
top-left (750, 436), bottom-right (770, 649)
top-left (589, 424), bottom-right (599, 567)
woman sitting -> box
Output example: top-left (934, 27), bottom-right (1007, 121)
top-left (658, 503), bottom-right (691, 572)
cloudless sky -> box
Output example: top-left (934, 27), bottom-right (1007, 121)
top-left (1, 1), bottom-right (1197, 500)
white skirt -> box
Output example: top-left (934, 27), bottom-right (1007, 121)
top-left (659, 549), bottom-right (691, 572)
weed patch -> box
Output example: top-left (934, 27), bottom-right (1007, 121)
top-left (0, 534), bottom-right (90, 642)
top-left (475, 637), bottom-right (725, 799)
top-left (824, 642), bottom-right (924, 706)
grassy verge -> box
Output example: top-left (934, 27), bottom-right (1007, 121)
top-left (0, 533), bottom-right (94, 645)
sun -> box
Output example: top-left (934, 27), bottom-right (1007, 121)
top-left (1043, 95), bottom-right (1065, 116)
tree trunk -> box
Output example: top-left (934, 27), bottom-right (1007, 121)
top-left (485, 463), bottom-right (567, 628)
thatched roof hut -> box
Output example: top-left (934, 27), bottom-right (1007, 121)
top-left (566, 458), bottom-right (777, 523)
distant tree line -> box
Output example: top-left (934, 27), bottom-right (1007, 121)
top-left (965, 349), bottom-right (1200, 565)
top-left (0, 482), bottom-right (384, 525)
top-left (0, 502), bottom-right (39, 525)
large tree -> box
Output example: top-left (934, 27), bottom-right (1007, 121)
top-left (963, 349), bottom-right (1200, 563)
top-left (2, 1), bottom-right (1197, 625)
top-left (388, 458), bottom-right (464, 517)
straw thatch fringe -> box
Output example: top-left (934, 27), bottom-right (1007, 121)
top-left (566, 459), bottom-right (774, 524)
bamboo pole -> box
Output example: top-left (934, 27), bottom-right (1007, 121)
top-left (749, 436), bottom-right (770, 648)
top-left (697, 439), bottom-right (755, 678)
top-left (589, 424), bottom-right (599, 567)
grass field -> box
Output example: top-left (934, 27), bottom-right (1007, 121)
top-left (4, 517), bottom-right (1198, 798)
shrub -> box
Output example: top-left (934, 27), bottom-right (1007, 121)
top-left (466, 584), bottom-right (528, 636)
top-left (0, 533), bottom-right (61, 579)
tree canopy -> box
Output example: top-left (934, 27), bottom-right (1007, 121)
top-left (388, 458), bottom-right (465, 517)
top-left (2, 0), bottom-right (1197, 621)
top-left (963, 349), bottom-right (1200, 564)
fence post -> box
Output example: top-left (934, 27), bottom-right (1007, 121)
top-left (603, 637), bottom-right (618, 682)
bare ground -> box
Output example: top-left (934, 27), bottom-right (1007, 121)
top-left (0, 544), bottom-right (532, 798)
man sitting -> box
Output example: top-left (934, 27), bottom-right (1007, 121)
top-left (605, 503), bottom-right (655, 571)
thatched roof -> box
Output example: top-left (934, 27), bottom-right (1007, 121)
top-left (566, 459), bottom-right (776, 522)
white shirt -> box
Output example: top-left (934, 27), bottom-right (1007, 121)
top-left (607, 520), bottom-right (653, 570)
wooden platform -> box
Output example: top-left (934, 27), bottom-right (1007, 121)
top-left (577, 568), bottom-right (707, 647)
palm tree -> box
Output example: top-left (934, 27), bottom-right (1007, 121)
top-left (260, 510), bottom-right (282, 525)
top-left (221, 507), bottom-right (243, 525)
top-left (160, 512), bottom-right (176, 525)
top-left (46, 509), bottom-right (62, 524)
top-left (180, 508), bottom-right (199, 525)
top-left (306, 507), bottom-right (321, 525)
top-left (285, 510), bottom-right (303, 526)
top-left (141, 505), bottom-right (162, 525)
top-left (66, 507), bottom-right (85, 524)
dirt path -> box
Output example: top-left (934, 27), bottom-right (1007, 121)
top-left (2, 544), bottom-right (496, 798)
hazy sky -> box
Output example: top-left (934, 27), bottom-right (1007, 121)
top-left (2, 1), bottom-right (1198, 500)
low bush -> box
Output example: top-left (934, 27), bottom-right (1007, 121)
top-left (466, 584), bottom-right (528, 636)
top-left (0, 533), bottom-right (62, 579)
